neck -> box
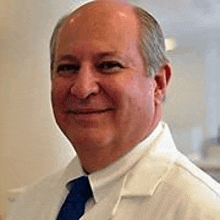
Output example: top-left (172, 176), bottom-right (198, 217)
top-left (75, 141), bottom-right (129, 174)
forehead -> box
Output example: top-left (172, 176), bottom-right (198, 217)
top-left (55, 2), bottom-right (140, 57)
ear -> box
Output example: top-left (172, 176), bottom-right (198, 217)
top-left (154, 62), bottom-right (172, 104)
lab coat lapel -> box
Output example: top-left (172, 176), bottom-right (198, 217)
top-left (44, 157), bottom-right (85, 220)
top-left (121, 123), bottom-right (178, 197)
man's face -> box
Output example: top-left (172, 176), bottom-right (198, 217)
top-left (51, 4), bottom-right (158, 155)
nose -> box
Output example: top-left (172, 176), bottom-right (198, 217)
top-left (70, 65), bottom-right (100, 100)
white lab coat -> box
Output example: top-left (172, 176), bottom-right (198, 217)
top-left (7, 123), bottom-right (220, 220)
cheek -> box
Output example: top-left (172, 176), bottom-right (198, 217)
top-left (51, 88), bottom-right (62, 109)
top-left (51, 79), bottom-right (69, 106)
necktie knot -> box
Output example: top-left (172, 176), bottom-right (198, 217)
top-left (57, 176), bottom-right (93, 220)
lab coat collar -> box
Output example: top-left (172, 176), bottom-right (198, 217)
top-left (121, 122), bottom-right (178, 197)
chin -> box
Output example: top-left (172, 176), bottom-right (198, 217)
top-left (69, 130), bottom-right (114, 150)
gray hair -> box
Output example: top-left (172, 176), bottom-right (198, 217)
top-left (50, 4), bottom-right (169, 77)
top-left (135, 6), bottom-right (169, 77)
top-left (50, 13), bottom-right (72, 74)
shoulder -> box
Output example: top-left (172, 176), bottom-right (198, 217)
top-left (155, 122), bottom-right (220, 203)
top-left (169, 152), bottom-right (220, 197)
top-left (160, 153), bottom-right (220, 218)
top-left (6, 163), bottom-right (69, 220)
top-left (125, 124), bottom-right (220, 219)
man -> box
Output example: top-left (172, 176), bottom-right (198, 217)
top-left (7, 0), bottom-right (220, 219)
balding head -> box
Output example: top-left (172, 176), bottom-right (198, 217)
top-left (57, 0), bottom-right (139, 50)
top-left (50, 0), bottom-right (168, 77)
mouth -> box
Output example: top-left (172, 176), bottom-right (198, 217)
top-left (67, 109), bottom-right (113, 115)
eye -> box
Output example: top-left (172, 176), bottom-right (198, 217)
top-left (56, 64), bottom-right (80, 76)
top-left (97, 61), bottom-right (124, 73)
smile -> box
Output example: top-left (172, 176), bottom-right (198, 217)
top-left (66, 108), bottom-right (114, 123)
top-left (67, 109), bottom-right (113, 115)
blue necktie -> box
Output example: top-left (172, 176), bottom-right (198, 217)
top-left (57, 176), bottom-right (93, 220)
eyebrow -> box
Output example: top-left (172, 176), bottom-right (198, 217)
top-left (98, 52), bottom-right (134, 66)
top-left (96, 52), bottom-right (119, 59)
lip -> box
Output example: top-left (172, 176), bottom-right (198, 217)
top-left (66, 109), bottom-right (114, 123)
top-left (67, 108), bottom-right (113, 115)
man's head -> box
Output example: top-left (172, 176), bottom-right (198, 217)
top-left (50, 0), bottom-right (171, 173)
